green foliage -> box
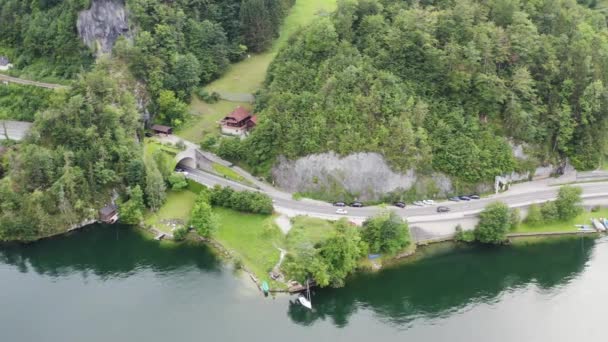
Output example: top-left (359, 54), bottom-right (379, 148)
top-left (283, 220), bottom-right (363, 288)
top-left (454, 225), bottom-right (475, 243)
top-left (474, 202), bottom-right (511, 244)
top-left (189, 191), bottom-right (218, 238)
top-left (246, 0), bottom-right (608, 181)
top-left (156, 90), bottom-right (189, 128)
top-left (555, 186), bottom-right (583, 221)
top-left (361, 211), bottom-right (410, 255)
top-left (209, 185), bottom-right (274, 214)
top-left (119, 185), bottom-right (145, 225)
top-left (145, 159), bottom-right (166, 212)
top-left (524, 204), bottom-right (543, 226)
top-left (0, 0), bottom-right (94, 78)
top-left (168, 172), bottom-right (188, 191)
top-left (0, 85), bottom-right (54, 121)
top-left (0, 62), bottom-right (142, 241)
top-left (172, 226), bottom-right (189, 241)
top-left (540, 201), bottom-right (559, 223)
top-left (510, 208), bottom-right (521, 230)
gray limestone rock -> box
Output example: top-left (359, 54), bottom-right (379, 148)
top-left (77, 0), bottom-right (129, 54)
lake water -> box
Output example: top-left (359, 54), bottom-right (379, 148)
top-left (1, 225), bottom-right (606, 342)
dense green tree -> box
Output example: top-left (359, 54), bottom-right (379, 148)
top-left (145, 160), bottom-right (166, 212)
top-left (474, 202), bottom-right (511, 244)
top-left (361, 211), bottom-right (410, 255)
top-left (156, 90), bottom-right (188, 127)
top-left (119, 185), bottom-right (145, 225)
top-left (318, 222), bottom-right (364, 287)
top-left (524, 204), bottom-right (543, 226)
top-left (168, 172), bottom-right (188, 191)
top-left (555, 186), bottom-right (583, 221)
top-left (189, 191), bottom-right (218, 238)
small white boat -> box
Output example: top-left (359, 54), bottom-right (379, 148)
top-left (298, 280), bottom-right (312, 310)
top-left (592, 219), bottom-right (606, 232)
top-left (297, 295), bottom-right (312, 309)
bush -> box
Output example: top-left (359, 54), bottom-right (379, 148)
top-left (176, 140), bottom-right (186, 151)
top-left (200, 136), bottom-right (218, 151)
top-left (555, 186), bottom-right (583, 220)
top-left (510, 208), bottom-right (521, 230)
top-left (541, 201), bottom-right (559, 222)
top-left (209, 185), bottom-right (274, 214)
top-left (591, 205), bottom-right (601, 213)
top-left (361, 211), bottom-right (411, 255)
top-left (196, 89), bottom-right (220, 103)
top-left (454, 225), bottom-right (475, 243)
top-left (524, 204), bottom-right (543, 226)
top-left (168, 172), bottom-right (188, 191)
top-left (173, 226), bottom-right (189, 241)
top-left (474, 202), bottom-right (511, 244)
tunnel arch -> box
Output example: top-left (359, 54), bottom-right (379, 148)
top-left (176, 157), bottom-right (196, 169)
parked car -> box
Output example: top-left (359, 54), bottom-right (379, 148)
top-left (336, 208), bottom-right (348, 215)
top-left (437, 206), bottom-right (451, 213)
top-left (469, 194), bottom-right (480, 200)
top-left (459, 196), bottom-right (471, 201)
top-left (413, 201), bottom-right (425, 206)
top-left (350, 201), bottom-right (364, 208)
top-left (394, 202), bottom-right (406, 208)
top-left (422, 200), bottom-right (435, 205)
top-left (449, 197), bottom-right (461, 202)
top-left (333, 202), bottom-right (346, 207)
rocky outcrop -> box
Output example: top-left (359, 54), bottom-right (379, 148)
top-left (77, 0), bottom-right (129, 54)
top-left (272, 152), bottom-right (456, 201)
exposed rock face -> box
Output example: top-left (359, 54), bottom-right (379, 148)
top-left (272, 152), bottom-right (455, 201)
top-left (77, 0), bottom-right (129, 54)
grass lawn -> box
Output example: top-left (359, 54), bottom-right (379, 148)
top-left (205, 53), bottom-right (274, 94)
top-left (145, 190), bottom-right (198, 234)
top-left (514, 208), bottom-right (608, 234)
top-left (212, 163), bottom-right (249, 184)
top-left (273, 0), bottom-right (338, 51)
top-left (214, 208), bottom-right (285, 286)
top-left (286, 216), bottom-right (338, 250)
top-left (179, 99), bottom-right (250, 143)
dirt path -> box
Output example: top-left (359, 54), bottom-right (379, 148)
top-left (0, 74), bottom-right (66, 89)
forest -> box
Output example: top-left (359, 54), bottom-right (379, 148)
top-left (242, 0), bottom-right (608, 185)
top-left (0, 60), bottom-right (143, 241)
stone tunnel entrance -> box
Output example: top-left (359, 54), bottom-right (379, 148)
top-left (176, 157), bottom-right (196, 169)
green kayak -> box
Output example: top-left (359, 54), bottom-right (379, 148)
top-left (261, 281), bottom-right (270, 294)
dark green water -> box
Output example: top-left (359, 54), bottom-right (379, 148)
top-left (1, 225), bottom-right (606, 342)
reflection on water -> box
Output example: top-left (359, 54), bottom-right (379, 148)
top-left (0, 224), bottom-right (221, 279)
top-left (288, 237), bottom-right (595, 327)
top-left (0, 225), bottom-right (602, 342)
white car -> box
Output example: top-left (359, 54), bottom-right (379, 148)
top-left (422, 200), bottom-right (435, 205)
top-left (336, 208), bottom-right (348, 215)
top-left (413, 201), bottom-right (425, 206)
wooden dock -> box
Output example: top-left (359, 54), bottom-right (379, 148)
top-left (155, 233), bottom-right (166, 240)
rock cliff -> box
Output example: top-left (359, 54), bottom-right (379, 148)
top-left (77, 0), bottom-right (129, 54)
top-left (272, 152), bottom-right (456, 201)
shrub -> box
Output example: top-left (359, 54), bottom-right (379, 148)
top-left (541, 201), bottom-right (559, 222)
top-left (591, 205), bottom-right (601, 213)
top-left (361, 211), bottom-right (410, 255)
top-left (200, 136), bottom-right (218, 151)
top-left (474, 202), bottom-right (511, 244)
top-left (209, 185), bottom-right (274, 214)
top-left (168, 172), bottom-right (188, 191)
top-left (455, 225), bottom-right (475, 243)
top-left (173, 226), bottom-right (189, 241)
top-left (524, 204), bottom-right (543, 226)
top-left (510, 208), bottom-right (521, 230)
top-left (176, 140), bottom-right (186, 151)
top-left (555, 186), bottom-right (583, 220)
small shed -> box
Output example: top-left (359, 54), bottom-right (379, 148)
top-left (99, 204), bottom-right (118, 224)
top-left (151, 124), bottom-right (173, 135)
top-left (0, 56), bottom-right (12, 71)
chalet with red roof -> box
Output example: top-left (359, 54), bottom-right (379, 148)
top-left (220, 106), bottom-right (258, 136)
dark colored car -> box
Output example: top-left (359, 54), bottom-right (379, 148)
top-left (437, 206), bottom-right (451, 213)
top-left (469, 194), bottom-right (481, 200)
top-left (459, 196), bottom-right (471, 201)
top-left (394, 202), bottom-right (406, 208)
top-left (144, 132), bottom-right (153, 137)
top-left (333, 202), bottom-right (346, 207)
top-left (449, 197), bottom-right (460, 202)
top-left (350, 202), bottom-right (364, 208)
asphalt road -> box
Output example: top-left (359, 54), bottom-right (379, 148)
top-left (0, 120), bottom-right (33, 141)
top-left (181, 166), bottom-right (608, 224)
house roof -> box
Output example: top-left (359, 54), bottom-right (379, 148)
top-left (151, 124), bottom-right (172, 133)
top-left (100, 204), bottom-right (117, 217)
top-left (250, 115), bottom-right (258, 125)
top-left (0, 56), bottom-right (9, 66)
top-left (225, 106), bottom-right (251, 122)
